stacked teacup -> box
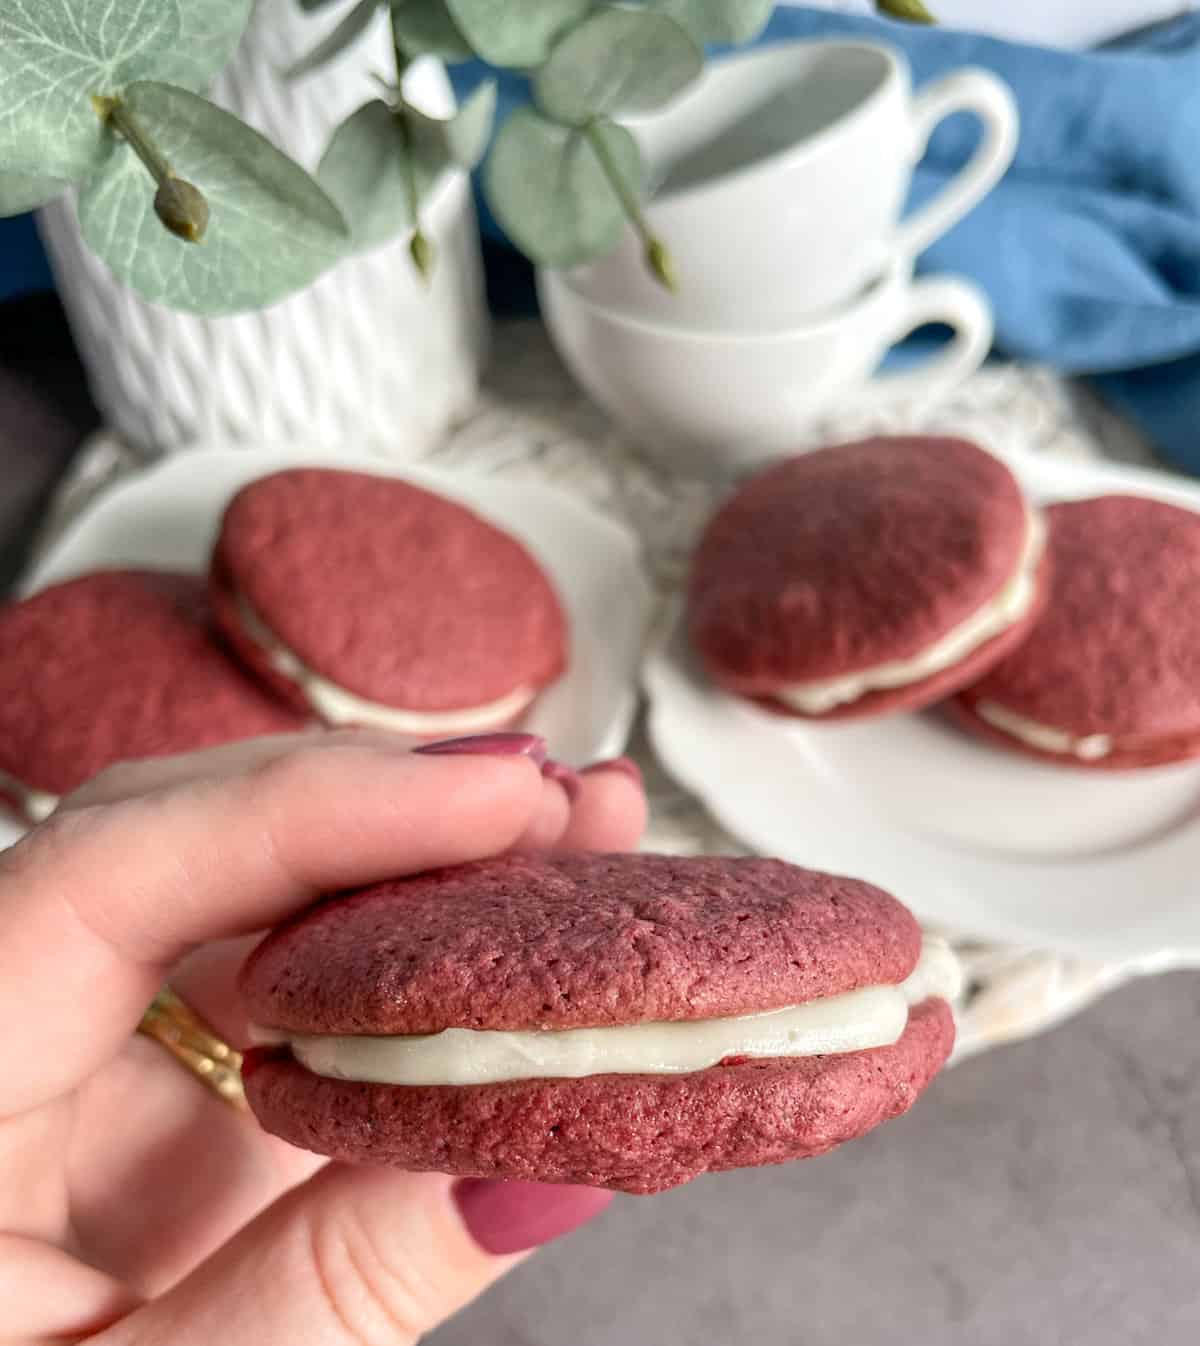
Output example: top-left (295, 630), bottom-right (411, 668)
top-left (538, 41), bottom-right (1018, 475)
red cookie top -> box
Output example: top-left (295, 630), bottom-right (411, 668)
top-left (239, 853), bottom-right (923, 1035)
top-left (0, 570), bottom-right (306, 797)
top-left (212, 469), bottom-right (568, 711)
top-left (688, 436), bottom-right (1031, 691)
top-left (959, 495), bottom-right (1200, 740)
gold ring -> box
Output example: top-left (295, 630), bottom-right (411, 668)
top-left (137, 985), bottom-right (247, 1110)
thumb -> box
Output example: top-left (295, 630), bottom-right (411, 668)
top-left (98, 1165), bottom-right (612, 1344)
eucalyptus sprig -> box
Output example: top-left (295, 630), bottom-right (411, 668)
top-left (0, 0), bottom-right (348, 313)
top-left (0, 2), bottom-right (930, 316)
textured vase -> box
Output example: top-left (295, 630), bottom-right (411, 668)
top-left (36, 0), bottom-right (489, 459)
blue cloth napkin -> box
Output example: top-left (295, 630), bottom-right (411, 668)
top-left (0, 214), bottom-right (55, 303)
top-left (451, 8), bottom-right (1200, 475)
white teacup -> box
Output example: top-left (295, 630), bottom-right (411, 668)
top-left (569, 41), bottom-right (1017, 330)
top-left (539, 255), bottom-right (994, 475)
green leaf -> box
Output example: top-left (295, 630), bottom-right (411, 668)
top-left (319, 84), bottom-right (494, 254)
top-left (408, 79), bottom-right (496, 173)
top-left (876, 0), bottom-right (936, 22)
top-left (299, 0), bottom-right (343, 10)
top-left (389, 0), bottom-right (473, 60)
top-left (485, 108), bottom-right (642, 268)
top-left (287, 0), bottom-right (380, 80)
top-left (534, 7), bottom-right (702, 127)
top-left (446, 0), bottom-right (591, 68)
top-left (653, 0), bottom-right (775, 45)
top-left (317, 98), bottom-right (432, 251)
top-left (79, 81), bottom-right (350, 316)
top-left (158, 0), bottom-right (255, 91)
top-left (0, 0), bottom-right (183, 183)
top-left (0, 170), bottom-right (68, 216)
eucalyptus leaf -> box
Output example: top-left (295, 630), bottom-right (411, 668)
top-left (286, 0), bottom-right (380, 80)
top-left (408, 80), bottom-right (496, 173)
top-left (485, 108), bottom-right (642, 268)
top-left (0, 170), bottom-right (68, 216)
top-left (318, 98), bottom-right (435, 251)
top-left (79, 81), bottom-right (349, 315)
top-left (446, 0), bottom-right (591, 68)
top-left (0, 0), bottom-right (182, 183)
top-left (389, 0), bottom-right (473, 60)
top-left (534, 7), bottom-right (702, 127)
top-left (876, 0), bottom-right (936, 21)
top-left (157, 0), bottom-right (255, 92)
top-left (653, 0), bottom-right (775, 45)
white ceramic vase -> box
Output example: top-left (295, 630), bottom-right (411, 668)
top-left (36, 0), bottom-right (489, 459)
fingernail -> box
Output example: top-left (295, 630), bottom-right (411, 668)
top-left (581, 756), bottom-right (643, 788)
top-left (415, 733), bottom-right (548, 765)
top-left (541, 759), bottom-right (582, 803)
top-left (454, 1178), bottom-right (613, 1255)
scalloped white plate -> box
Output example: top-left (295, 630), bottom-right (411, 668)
top-left (645, 448), bottom-right (1200, 963)
top-left (0, 448), bottom-right (653, 850)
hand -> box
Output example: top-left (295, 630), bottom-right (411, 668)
top-left (0, 730), bottom-right (647, 1344)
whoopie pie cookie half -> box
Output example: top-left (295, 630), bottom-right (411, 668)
top-left (211, 468), bottom-right (567, 736)
top-left (0, 570), bottom-right (306, 822)
top-left (240, 853), bottom-right (960, 1195)
top-left (688, 435), bottom-right (1048, 720)
top-left (954, 494), bottom-right (1200, 768)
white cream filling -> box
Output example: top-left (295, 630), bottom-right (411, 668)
top-left (975, 701), bottom-right (1113, 761)
top-left (255, 937), bottom-right (961, 1087)
top-left (234, 593), bottom-right (536, 734)
top-left (0, 768), bottom-right (57, 823)
top-left (776, 511), bottom-right (1047, 715)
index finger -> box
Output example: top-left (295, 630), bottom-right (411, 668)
top-left (0, 736), bottom-right (545, 1116)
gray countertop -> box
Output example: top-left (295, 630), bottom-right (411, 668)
top-left (433, 970), bottom-right (1200, 1346)
top-left (0, 294), bottom-right (97, 590)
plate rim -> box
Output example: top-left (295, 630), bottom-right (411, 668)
top-left (24, 446), bottom-right (651, 593)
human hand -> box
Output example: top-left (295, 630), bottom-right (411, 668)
top-left (0, 730), bottom-right (646, 1343)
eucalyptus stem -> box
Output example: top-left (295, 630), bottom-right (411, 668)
top-left (94, 95), bottom-right (209, 243)
top-left (101, 98), bottom-right (171, 184)
top-left (390, 5), bottom-right (433, 279)
top-left (583, 121), bottom-right (676, 293)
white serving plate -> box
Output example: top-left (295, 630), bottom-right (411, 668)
top-left (645, 447), bottom-right (1200, 964)
top-left (0, 447), bottom-right (652, 850)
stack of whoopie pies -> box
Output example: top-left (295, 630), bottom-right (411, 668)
top-left (0, 469), bottom-right (568, 823)
top-left (687, 435), bottom-right (1200, 771)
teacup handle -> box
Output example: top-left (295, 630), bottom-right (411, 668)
top-left (857, 275), bottom-right (995, 411)
top-left (895, 69), bottom-right (1019, 259)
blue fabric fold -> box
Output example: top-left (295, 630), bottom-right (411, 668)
top-left (0, 214), bottom-right (55, 304)
top-left (452, 9), bottom-right (1200, 474)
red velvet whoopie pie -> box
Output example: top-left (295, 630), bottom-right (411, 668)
top-left (0, 570), bottom-right (305, 822)
top-left (955, 495), bottom-right (1200, 769)
top-left (211, 468), bottom-right (567, 738)
top-left (240, 853), bottom-right (959, 1194)
top-left (688, 436), bottom-right (1048, 720)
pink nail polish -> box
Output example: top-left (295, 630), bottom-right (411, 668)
top-left (541, 759), bottom-right (582, 803)
top-left (415, 733), bottom-right (548, 765)
top-left (580, 756), bottom-right (643, 788)
top-left (454, 1178), bottom-right (613, 1255)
